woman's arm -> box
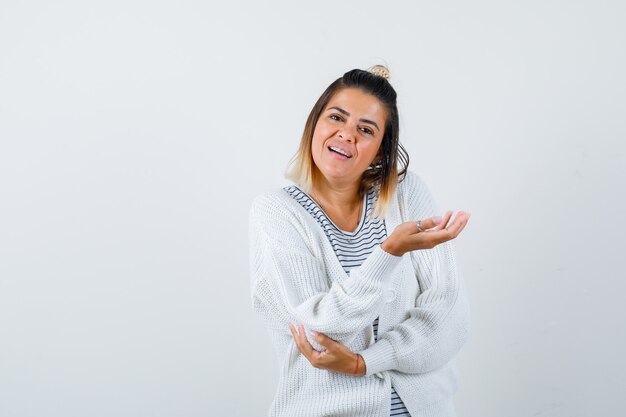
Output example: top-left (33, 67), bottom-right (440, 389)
top-left (358, 239), bottom-right (470, 375)
top-left (358, 172), bottom-right (471, 375)
top-left (249, 193), bottom-right (403, 343)
top-left (287, 173), bottom-right (471, 376)
top-left (288, 223), bottom-right (469, 376)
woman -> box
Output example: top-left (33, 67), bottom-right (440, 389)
top-left (249, 66), bottom-right (470, 417)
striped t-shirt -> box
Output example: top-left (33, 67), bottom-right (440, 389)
top-left (284, 185), bottom-right (412, 417)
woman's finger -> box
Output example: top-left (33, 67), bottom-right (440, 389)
top-left (408, 212), bottom-right (469, 247)
top-left (298, 325), bottom-right (321, 357)
top-left (289, 323), bottom-right (304, 353)
top-left (443, 211), bottom-right (469, 237)
top-left (452, 213), bottom-right (470, 236)
top-left (297, 325), bottom-right (328, 368)
top-left (434, 212), bottom-right (469, 242)
top-left (290, 323), bottom-right (315, 359)
top-left (432, 211), bottom-right (453, 231)
top-left (310, 330), bottom-right (337, 350)
top-left (416, 215), bottom-right (443, 232)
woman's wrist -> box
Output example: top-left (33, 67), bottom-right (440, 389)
top-left (350, 353), bottom-right (367, 376)
top-left (381, 239), bottom-right (403, 257)
top-left (357, 354), bottom-right (366, 376)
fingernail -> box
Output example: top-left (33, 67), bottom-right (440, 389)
top-left (433, 216), bottom-right (442, 224)
top-left (310, 330), bottom-right (318, 337)
top-left (291, 323), bottom-right (299, 334)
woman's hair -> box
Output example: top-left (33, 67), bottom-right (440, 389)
top-left (286, 65), bottom-right (409, 218)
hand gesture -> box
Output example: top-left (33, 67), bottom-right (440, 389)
top-left (381, 211), bottom-right (470, 256)
top-left (289, 324), bottom-right (366, 376)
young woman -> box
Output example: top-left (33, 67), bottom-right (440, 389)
top-left (249, 66), bottom-right (471, 417)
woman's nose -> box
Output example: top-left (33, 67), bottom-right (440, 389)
top-left (338, 128), bottom-right (355, 142)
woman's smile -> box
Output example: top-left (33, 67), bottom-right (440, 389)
top-left (327, 143), bottom-right (353, 159)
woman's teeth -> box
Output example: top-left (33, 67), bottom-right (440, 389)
top-left (329, 146), bottom-right (351, 158)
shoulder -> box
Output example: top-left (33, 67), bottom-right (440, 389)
top-left (250, 188), bottom-right (295, 225)
top-left (249, 186), bottom-right (309, 239)
top-left (396, 170), bottom-right (440, 217)
top-left (397, 170), bottom-right (430, 198)
top-left (250, 188), bottom-right (290, 216)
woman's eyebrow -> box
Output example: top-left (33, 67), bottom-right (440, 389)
top-left (327, 106), bottom-right (380, 131)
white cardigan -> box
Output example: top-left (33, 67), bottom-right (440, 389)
top-left (249, 171), bottom-right (470, 417)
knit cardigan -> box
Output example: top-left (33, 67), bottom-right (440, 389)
top-left (249, 171), bottom-right (470, 417)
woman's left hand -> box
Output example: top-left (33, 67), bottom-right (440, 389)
top-left (289, 324), bottom-right (366, 376)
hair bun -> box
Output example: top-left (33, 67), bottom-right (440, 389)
top-left (368, 65), bottom-right (391, 80)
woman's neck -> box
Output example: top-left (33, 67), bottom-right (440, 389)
top-left (310, 176), bottom-right (363, 232)
top-left (311, 177), bottom-right (361, 210)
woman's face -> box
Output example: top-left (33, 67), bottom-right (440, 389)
top-left (311, 88), bottom-right (386, 187)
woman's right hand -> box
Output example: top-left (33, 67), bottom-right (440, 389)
top-left (381, 211), bottom-right (470, 257)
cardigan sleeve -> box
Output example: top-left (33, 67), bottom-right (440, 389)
top-left (358, 172), bottom-right (471, 375)
top-left (249, 193), bottom-right (403, 342)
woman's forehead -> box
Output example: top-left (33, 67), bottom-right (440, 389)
top-left (324, 88), bottom-right (387, 123)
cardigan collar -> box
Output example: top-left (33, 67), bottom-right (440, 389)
top-left (274, 182), bottom-right (406, 280)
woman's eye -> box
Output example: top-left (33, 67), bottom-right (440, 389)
top-left (329, 114), bottom-right (342, 121)
top-left (361, 127), bottom-right (373, 135)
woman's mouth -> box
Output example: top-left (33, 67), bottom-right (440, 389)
top-left (328, 146), bottom-right (352, 159)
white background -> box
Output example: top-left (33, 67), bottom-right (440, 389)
top-left (1, 1), bottom-right (625, 416)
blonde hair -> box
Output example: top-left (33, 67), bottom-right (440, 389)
top-left (287, 66), bottom-right (409, 218)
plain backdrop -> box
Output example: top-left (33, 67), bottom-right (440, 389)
top-left (1, 1), bottom-right (625, 416)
